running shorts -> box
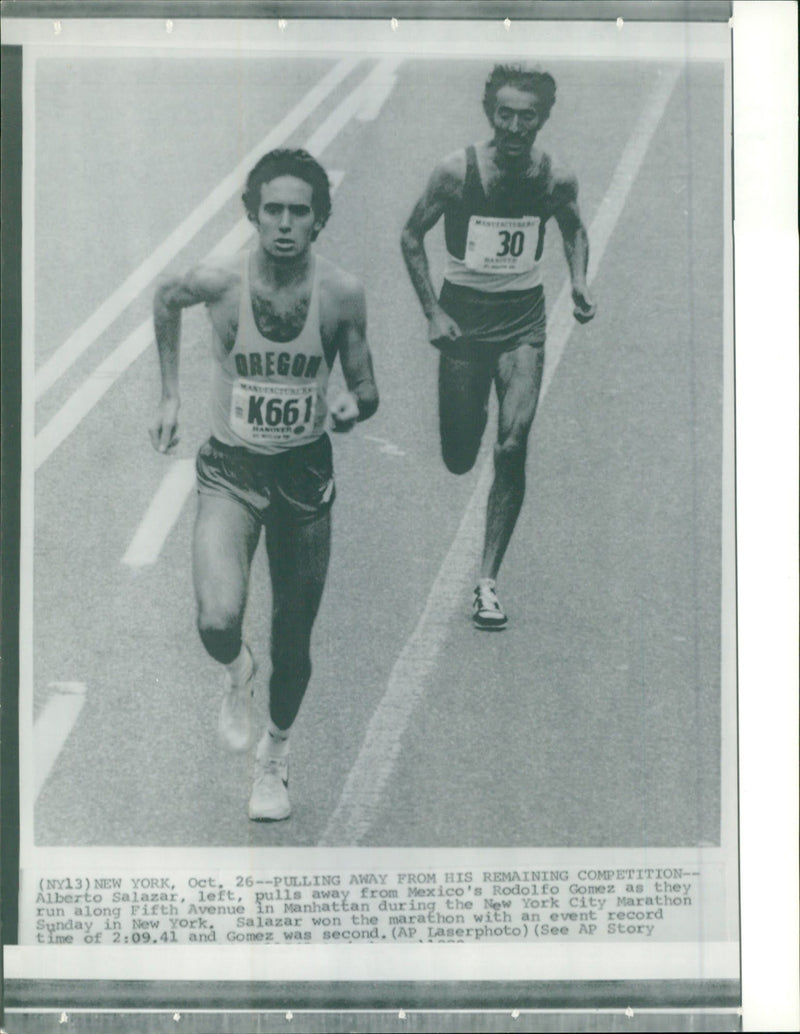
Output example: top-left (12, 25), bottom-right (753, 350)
top-left (438, 279), bottom-right (546, 360)
top-left (196, 433), bottom-right (335, 525)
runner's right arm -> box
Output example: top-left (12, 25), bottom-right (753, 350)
top-left (150, 265), bottom-right (232, 453)
top-left (400, 156), bottom-right (464, 348)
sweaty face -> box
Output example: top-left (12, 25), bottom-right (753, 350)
top-left (489, 85), bottom-right (547, 161)
top-left (252, 176), bottom-right (321, 260)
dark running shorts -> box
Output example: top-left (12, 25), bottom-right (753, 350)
top-left (438, 279), bottom-right (546, 361)
top-left (196, 433), bottom-right (335, 525)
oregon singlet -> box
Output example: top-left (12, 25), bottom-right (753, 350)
top-left (210, 253), bottom-right (330, 455)
top-left (443, 145), bottom-right (549, 293)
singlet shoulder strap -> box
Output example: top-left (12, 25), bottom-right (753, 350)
top-left (444, 147), bottom-right (485, 259)
top-left (307, 254), bottom-right (321, 333)
top-left (463, 145), bottom-right (486, 206)
top-left (237, 249), bottom-right (255, 337)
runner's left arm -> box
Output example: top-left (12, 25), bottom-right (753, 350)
top-left (330, 279), bottom-right (379, 432)
top-left (553, 174), bottom-right (597, 324)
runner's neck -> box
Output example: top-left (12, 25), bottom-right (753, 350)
top-left (486, 140), bottom-right (534, 176)
top-left (253, 247), bottom-right (314, 292)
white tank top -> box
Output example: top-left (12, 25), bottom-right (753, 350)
top-left (209, 252), bottom-right (330, 455)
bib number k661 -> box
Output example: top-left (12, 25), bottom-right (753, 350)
top-left (231, 381), bottom-right (316, 445)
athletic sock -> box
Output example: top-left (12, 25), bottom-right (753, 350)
top-left (477, 577), bottom-right (496, 589)
top-left (266, 719), bottom-right (291, 759)
top-left (225, 644), bottom-right (253, 686)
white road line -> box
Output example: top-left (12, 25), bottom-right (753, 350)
top-left (34, 682), bottom-right (87, 799)
top-left (364, 434), bottom-right (406, 456)
top-left (121, 459), bottom-right (196, 568)
top-left (205, 219), bottom-right (257, 264)
top-left (541, 67), bottom-right (681, 396)
top-left (357, 59), bottom-right (402, 121)
top-left (357, 76), bottom-right (398, 122)
top-left (320, 66), bottom-right (681, 846)
top-left (35, 322), bottom-right (152, 469)
top-left (34, 58), bottom-right (359, 401)
top-left (306, 59), bottom-right (402, 155)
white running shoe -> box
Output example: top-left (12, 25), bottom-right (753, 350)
top-left (218, 645), bottom-right (257, 752)
top-left (248, 753), bottom-right (291, 822)
top-left (472, 579), bottom-right (508, 630)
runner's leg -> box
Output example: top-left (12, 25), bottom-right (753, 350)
top-left (264, 509), bottom-right (331, 731)
top-left (248, 506), bottom-right (330, 821)
top-left (193, 493), bottom-right (260, 663)
top-left (481, 343), bottom-right (545, 581)
top-left (438, 351), bottom-right (493, 474)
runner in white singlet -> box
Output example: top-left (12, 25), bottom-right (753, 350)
top-left (150, 149), bottom-right (378, 821)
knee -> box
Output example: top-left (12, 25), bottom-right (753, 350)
top-left (441, 430), bottom-right (481, 474)
top-left (197, 605), bottom-right (242, 663)
top-left (440, 413), bottom-right (486, 476)
top-left (442, 445), bottom-right (477, 475)
top-left (493, 434), bottom-right (527, 472)
top-left (271, 634), bottom-right (311, 682)
top-left (197, 602), bottom-right (241, 637)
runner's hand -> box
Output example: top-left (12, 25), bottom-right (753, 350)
top-left (149, 397), bottom-right (180, 453)
top-left (330, 391), bottom-right (360, 432)
top-left (427, 308), bottom-right (462, 349)
top-left (572, 285), bottom-right (597, 324)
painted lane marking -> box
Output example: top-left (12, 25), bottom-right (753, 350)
top-left (364, 434), bottom-right (406, 456)
top-left (121, 459), bottom-right (196, 568)
top-left (320, 66), bottom-right (682, 846)
top-left (34, 58), bottom-right (359, 401)
top-left (329, 168), bottom-right (347, 194)
top-left (205, 218), bottom-right (256, 265)
top-left (35, 321), bottom-right (152, 469)
top-left (357, 76), bottom-right (398, 122)
top-left (304, 59), bottom-right (399, 157)
top-left (541, 67), bottom-right (682, 395)
top-left (356, 59), bottom-right (402, 121)
top-left (119, 171), bottom-right (349, 566)
top-left (34, 682), bottom-right (87, 799)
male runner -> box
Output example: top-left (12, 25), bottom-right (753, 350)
top-left (401, 64), bottom-right (596, 629)
top-left (150, 149), bottom-right (378, 820)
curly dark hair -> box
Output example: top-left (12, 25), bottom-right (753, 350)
top-left (482, 64), bottom-right (557, 120)
top-left (242, 149), bottom-right (332, 230)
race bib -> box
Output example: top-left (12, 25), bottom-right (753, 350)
top-left (464, 215), bottom-right (541, 274)
top-left (230, 380), bottom-right (316, 446)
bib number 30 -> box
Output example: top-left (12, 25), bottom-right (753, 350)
top-left (497, 229), bottom-right (525, 258)
top-left (464, 215), bottom-right (540, 273)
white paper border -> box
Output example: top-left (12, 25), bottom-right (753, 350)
top-left (1, 2), bottom-right (796, 1028)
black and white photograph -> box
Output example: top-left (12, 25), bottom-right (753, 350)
top-left (29, 33), bottom-right (730, 852)
top-left (1, 2), bottom-right (797, 1031)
